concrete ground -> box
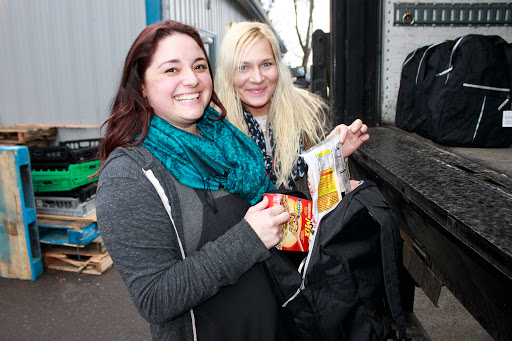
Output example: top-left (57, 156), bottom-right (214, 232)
top-left (0, 265), bottom-right (495, 340)
top-left (414, 286), bottom-right (493, 341)
top-left (0, 267), bottom-right (151, 341)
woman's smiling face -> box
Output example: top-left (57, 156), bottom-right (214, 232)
top-left (142, 33), bottom-right (212, 134)
top-left (233, 39), bottom-right (279, 117)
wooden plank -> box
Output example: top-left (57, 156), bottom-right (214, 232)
top-left (0, 126), bottom-right (57, 133)
top-left (0, 150), bottom-right (28, 277)
top-left (0, 148), bottom-right (33, 279)
top-left (37, 210), bottom-right (97, 222)
top-left (37, 218), bottom-right (92, 230)
top-left (14, 124), bottom-right (100, 129)
top-left (41, 237), bottom-right (106, 256)
top-left (0, 139), bottom-right (51, 147)
top-left (39, 224), bottom-right (99, 246)
top-left (43, 252), bottom-right (112, 275)
top-left (92, 255), bottom-right (113, 274)
top-left (44, 250), bottom-right (109, 265)
top-left (0, 126), bottom-right (44, 132)
top-left (0, 126), bottom-right (57, 146)
top-left (76, 259), bottom-right (93, 274)
top-left (402, 240), bottom-right (443, 306)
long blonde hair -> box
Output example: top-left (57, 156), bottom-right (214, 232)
top-left (215, 21), bottom-right (329, 189)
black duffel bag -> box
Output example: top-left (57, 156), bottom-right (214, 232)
top-left (396, 34), bottom-right (512, 147)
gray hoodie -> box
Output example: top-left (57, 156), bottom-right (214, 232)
top-left (96, 144), bottom-right (270, 340)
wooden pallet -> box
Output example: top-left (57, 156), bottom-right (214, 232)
top-left (0, 125), bottom-right (57, 146)
top-left (43, 236), bottom-right (107, 254)
top-left (42, 237), bottom-right (112, 275)
top-left (38, 210), bottom-right (99, 246)
top-left (0, 146), bottom-right (43, 280)
top-left (37, 210), bottom-right (97, 223)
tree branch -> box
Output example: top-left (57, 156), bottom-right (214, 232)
top-left (302, 0), bottom-right (314, 68)
top-left (294, 0), bottom-right (305, 52)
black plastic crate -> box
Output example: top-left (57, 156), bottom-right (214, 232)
top-left (34, 181), bottom-right (98, 201)
top-left (31, 161), bottom-right (74, 171)
top-left (29, 138), bottom-right (100, 164)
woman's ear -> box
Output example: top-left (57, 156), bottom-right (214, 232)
top-left (141, 85), bottom-right (146, 98)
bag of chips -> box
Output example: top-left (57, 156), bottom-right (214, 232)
top-left (301, 135), bottom-right (352, 235)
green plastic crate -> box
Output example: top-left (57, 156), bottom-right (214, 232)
top-left (31, 160), bottom-right (100, 192)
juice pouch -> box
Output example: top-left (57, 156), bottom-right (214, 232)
top-left (301, 135), bottom-right (351, 234)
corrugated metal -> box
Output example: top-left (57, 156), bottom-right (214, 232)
top-left (0, 0), bottom-right (146, 140)
top-left (165, 0), bottom-right (255, 70)
top-left (0, 0), bottom-right (260, 140)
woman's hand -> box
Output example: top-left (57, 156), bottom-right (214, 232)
top-left (327, 119), bottom-right (370, 158)
top-left (244, 196), bottom-right (290, 249)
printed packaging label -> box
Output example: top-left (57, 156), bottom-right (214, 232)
top-left (263, 193), bottom-right (313, 252)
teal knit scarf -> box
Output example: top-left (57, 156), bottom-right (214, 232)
top-left (142, 106), bottom-right (275, 205)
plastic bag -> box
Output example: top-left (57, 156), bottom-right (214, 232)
top-left (301, 135), bottom-right (351, 233)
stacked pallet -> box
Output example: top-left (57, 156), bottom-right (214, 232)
top-left (38, 211), bottom-right (100, 246)
top-left (39, 212), bottom-right (112, 275)
top-left (28, 138), bottom-right (111, 275)
top-left (0, 125), bottom-right (57, 146)
top-left (42, 237), bottom-right (112, 275)
top-left (0, 146), bottom-right (43, 280)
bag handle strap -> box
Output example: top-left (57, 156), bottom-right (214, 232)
top-left (142, 167), bottom-right (198, 341)
top-left (415, 41), bottom-right (445, 85)
top-left (357, 185), bottom-right (409, 341)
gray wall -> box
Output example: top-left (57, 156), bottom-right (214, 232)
top-left (0, 0), bottom-right (258, 142)
top-left (164, 0), bottom-right (259, 71)
top-left (0, 0), bottom-right (146, 140)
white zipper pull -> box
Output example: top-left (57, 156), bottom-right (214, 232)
top-left (498, 96), bottom-right (510, 111)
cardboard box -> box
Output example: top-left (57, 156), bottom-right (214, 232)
top-left (263, 193), bottom-right (313, 252)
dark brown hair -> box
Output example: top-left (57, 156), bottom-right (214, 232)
top-left (97, 20), bottom-right (226, 164)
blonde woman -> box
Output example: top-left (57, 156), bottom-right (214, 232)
top-left (215, 21), bottom-right (369, 191)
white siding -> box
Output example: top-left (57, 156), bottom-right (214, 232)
top-left (0, 0), bottom-right (258, 140)
top-left (381, 0), bottom-right (512, 124)
top-left (165, 0), bottom-right (255, 71)
top-left (0, 0), bottom-right (146, 140)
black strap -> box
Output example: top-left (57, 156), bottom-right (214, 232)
top-left (357, 185), bottom-right (408, 340)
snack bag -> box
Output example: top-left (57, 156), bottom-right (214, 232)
top-left (263, 193), bottom-right (313, 252)
top-left (301, 135), bottom-right (352, 234)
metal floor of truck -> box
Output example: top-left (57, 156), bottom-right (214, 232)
top-left (411, 143), bottom-right (510, 341)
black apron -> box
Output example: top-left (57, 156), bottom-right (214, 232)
top-left (193, 190), bottom-right (284, 341)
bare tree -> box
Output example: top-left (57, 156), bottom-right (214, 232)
top-left (262, 0), bottom-right (276, 16)
top-left (294, 0), bottom-right (314, 72)
top-left (261, 0), bottom-right (315, 76)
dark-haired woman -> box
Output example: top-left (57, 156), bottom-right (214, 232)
top-left (95, 20), bottom-right (290, 341)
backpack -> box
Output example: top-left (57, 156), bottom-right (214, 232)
top-left (264, 181), bottom-right (409, 341)
top-left (395, 34), bottom-right (512, 147)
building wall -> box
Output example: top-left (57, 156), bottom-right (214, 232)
top-left (163, 0), bottom-right (258, 73)
top-left (0, 0), bottom-right (257, 141)
top-left (0, 0), bottom-right (146, 140)
top-left (381, 0), bottom-right (512, 124)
